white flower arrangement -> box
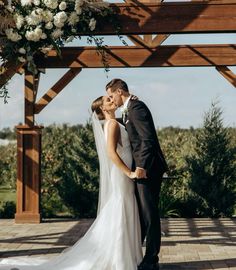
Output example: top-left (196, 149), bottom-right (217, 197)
top-left (0, 0), bottom-right (112, 78)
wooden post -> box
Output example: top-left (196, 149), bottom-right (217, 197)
top-left (15, 71), bottom-right (43, 223)
top-left (15, 125), bottom-right (43, 223)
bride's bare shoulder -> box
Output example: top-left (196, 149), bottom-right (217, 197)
top-left (106, 119), bottom-right (119, 128)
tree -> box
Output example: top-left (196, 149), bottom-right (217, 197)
top-left (187, 102), bottom-right (236, 217)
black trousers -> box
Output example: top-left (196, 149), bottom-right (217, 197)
top-left (135, 167), bottom-right (163, 264)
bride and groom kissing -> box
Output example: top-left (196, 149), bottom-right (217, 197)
top-left (0, 79), bottom-right (168, 270)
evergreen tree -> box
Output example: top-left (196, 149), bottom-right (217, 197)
top-left (187, 102), bottom-right (236, 217)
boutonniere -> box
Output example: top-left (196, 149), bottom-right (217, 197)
top-left (122, 108), bottom-right (128, 115)
top-left (121, 107), bottom-right (129, 124)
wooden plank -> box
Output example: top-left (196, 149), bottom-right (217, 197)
top-left (216, 66), bottom-right (236, 87)
top-left (92, 1), bottom-right (236, 35)
top-left (35, 45), bottom-right (236, 68)
top-left (34, 68), bottom-right (82, 114)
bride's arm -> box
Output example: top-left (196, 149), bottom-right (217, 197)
top-left (106, 120), bottom-right (135, 178)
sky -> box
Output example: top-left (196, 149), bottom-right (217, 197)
top-left (1, 32), bottom-right (236, 130)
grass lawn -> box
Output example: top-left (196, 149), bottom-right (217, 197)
top-left (0, 186), bottom-right (16, 203)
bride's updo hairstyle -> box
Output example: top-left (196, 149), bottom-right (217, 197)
top-left (91, 96), bottom-right (105, 120)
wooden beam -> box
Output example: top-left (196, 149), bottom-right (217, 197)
top-left (152, 34), bottom-right (169, 47)
top-left (127, 34), bottom-right (168, 47)
top-left (93, 1), bottom-right (236, 35)
top-left (34, 68), bottom-right (82, 114)
top-left (216, 66), bottom-right (236, 87)
top-left (127, 35), bottom-right (149, 47)
top-left (0, 62), bottom-right (24, 89)
top-left (35, 45), bottom-right (236, 68)
top-left (25, 71), bottom-right (36, 127)
top-left (33, 72), bottom-right (40, 103)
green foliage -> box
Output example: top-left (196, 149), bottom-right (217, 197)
top-left (0, 108), bottom-right (236, 218)
top-left (158, 127), bottom-right (196, 217)
top-left (159, 177), bottom-right (180, 218)
top-left (0, 201), bottom-right (16, 218)
top-left (0, 127), bottom-right (16, 140)
top-left (186, 102), bottom-right (236, 217)
top-left (0, 143), bottom-right (17, 188)
top-left (41, 123), bottom-right (99, 218)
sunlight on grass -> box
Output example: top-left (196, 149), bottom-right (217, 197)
top-left (0, 186), bottom-right (16, 203)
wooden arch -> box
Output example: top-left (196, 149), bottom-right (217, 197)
top-left (1, 0), bottom-right (236, 223)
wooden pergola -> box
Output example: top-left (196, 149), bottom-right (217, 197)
top-left (1, 0), bottom-right (236, 223)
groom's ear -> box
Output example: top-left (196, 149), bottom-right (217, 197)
top-left (117, 88), bottom-right (123, 95)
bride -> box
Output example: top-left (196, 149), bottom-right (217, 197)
top-left (0, 95), bottom-right (143, 270)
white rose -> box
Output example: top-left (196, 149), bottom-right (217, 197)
top-left (51, 28), bottom-right (63, 39)
top-left (41, 33), bottom-right (47, 39)
top-left (43, 0), bottom-right (58, 9)
top-left (54, 21), bottom-right (64, 28)
top-left (25, 28), bottom-right (42, 42)
top-left (25, 15), bottom-right (34, 25)
top-left (89, 18), bottom-right (96, 31)
top-left (74, 5), bottom-right (82, 15)
top-left (21, 0), bottom-right (33, 6)
top-left (75, 0), bottom-right (83, 7)
top-left (18, 56), bottom-right (26, 63)
top-left (19, 48), bottom-right (26, 54)
top-left (59, 1), bottom-right (67, 10)
top-left (25, 30), bottom-right (33, 41)
top-left (14, 14), bottom-right (24, 30)
top-left (54, 11), bottom-right (67, 28)
top-left (5, 28), bottom-right (22, 42)
top-left (34, 27), bottom-right (43, 39)
top-left (26, 10), bottom-right (43, 26)
top-left (68, 12), bottom-right (79, 26)
top-left (43, 10), bottom-right (53, 23)
top-left (33, 0), bottom-right (40, 5)
top-left (6, 5), bottom-right (14, 12)
top-left (45, 22), bottom-right (53, 29)
top-left (35, 8), bottom-right (44, 15)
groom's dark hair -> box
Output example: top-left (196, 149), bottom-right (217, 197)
top-left (106, 79), bottom-right (129, 93)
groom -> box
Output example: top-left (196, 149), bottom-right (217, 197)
top-left (106, 79), bottom-right (168, 270)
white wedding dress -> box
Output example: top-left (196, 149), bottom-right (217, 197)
top-left (0, 119), bottom-right (143, 270)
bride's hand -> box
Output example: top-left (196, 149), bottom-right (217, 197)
top-left (130, 94), bottom-right (139, 101)
top-left (129, 171), bottom-right (137, 179)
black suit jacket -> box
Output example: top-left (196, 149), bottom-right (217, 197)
top-left (124, 99), bottom-right (168, 174)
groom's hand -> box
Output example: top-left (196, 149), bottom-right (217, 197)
top-left (135, 167), bottom-right (147, 179)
